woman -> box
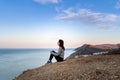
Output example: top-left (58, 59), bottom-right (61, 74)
top-left (47, 39), bottom-right (65, 64)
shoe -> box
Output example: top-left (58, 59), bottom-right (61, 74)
top-left (46, 60), bottom-right (52, 64)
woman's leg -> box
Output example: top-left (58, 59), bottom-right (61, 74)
top-left (49, 54), bottom-right (63, 62)
top-left (46, 53), bottom-right (55, 64)
top-left (55, 56), bottom-right (63, 62)
top-left (49, 54), bottom-right (54, 61)
top-left (47, 52), bottom-right (63, 64)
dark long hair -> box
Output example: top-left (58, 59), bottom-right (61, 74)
top-left (59, 39), bottom-right (65, 50)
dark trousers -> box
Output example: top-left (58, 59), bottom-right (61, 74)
top-left (49, 54), bottom-right (63, 62)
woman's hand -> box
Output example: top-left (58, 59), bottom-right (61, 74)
top-left (51, 50), bottom-right (56, 53)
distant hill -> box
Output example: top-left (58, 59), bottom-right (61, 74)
top-left (66, 44), bottom-right (120, 59)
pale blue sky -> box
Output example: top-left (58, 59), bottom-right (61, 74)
top-left (0, 0), bottom-right (120, 48)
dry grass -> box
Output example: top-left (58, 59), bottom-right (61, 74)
top-left (14, 54), bottom-right (120, 80)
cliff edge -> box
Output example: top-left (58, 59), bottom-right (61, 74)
top-left (15, 54), bottom-right (120, 80)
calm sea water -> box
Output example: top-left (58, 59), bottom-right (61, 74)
top-left (0, 48), bottom-right (74, 80)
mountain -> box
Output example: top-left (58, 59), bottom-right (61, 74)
top-left (66, 44), bottom-right (120, 59)
top-left (90, 44), bottom-right (120, 49)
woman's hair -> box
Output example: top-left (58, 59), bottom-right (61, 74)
top-left (59, 39), bottom-right (65, 50)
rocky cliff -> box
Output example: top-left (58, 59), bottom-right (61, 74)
top-left (66, 44), bottom-right (120, 59)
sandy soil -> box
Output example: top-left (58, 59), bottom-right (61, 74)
top-left (14, 54), bottom-right (120, 80)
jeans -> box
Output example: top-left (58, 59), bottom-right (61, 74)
top-left (49, 54), bottom-right (63, 62)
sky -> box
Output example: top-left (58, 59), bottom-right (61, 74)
top-left (0, 0), bottom-right (120, 48)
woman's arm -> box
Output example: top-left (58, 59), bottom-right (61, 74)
top-left (51, 47), bottom-right (62, 56)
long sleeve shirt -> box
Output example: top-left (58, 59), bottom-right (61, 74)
top-left (51, 47), bottom-right (65, 58)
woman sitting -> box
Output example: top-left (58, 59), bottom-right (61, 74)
top-left (46, 39), bottom-right (65, 64)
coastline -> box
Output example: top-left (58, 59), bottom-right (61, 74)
top-left (0, 48), bottom-right (74, 80)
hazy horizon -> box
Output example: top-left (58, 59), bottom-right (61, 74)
top-left (0, 0), bottom-right (120, 48)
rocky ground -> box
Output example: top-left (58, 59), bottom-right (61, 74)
top-left (14, 54), bottom-right (120, 80)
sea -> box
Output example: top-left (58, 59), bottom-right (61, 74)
top-left (0, 48), bottom-right (74, 80)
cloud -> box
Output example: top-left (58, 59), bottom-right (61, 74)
top-left (56, 8), bottom-right (120, 30)
top-left (57, 8), bottom-right (118, 23)
top-left (34, 0), bottom-right (60, 4)
top-left (115, 0), bottom-right (120, 9)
